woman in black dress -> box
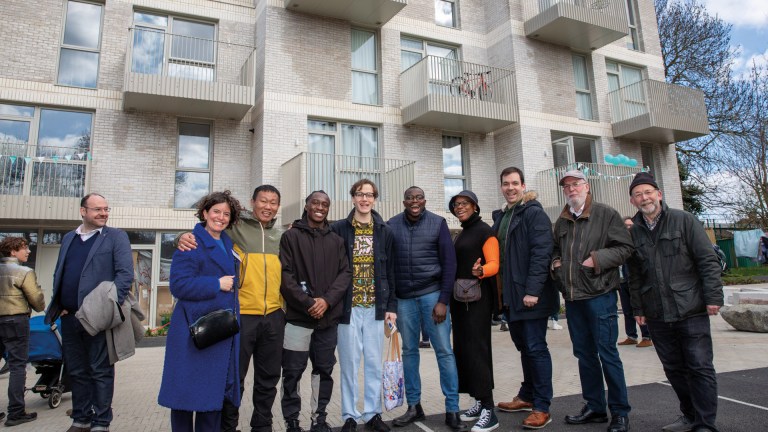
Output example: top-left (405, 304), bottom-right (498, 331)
top-left (449, 190), bottom-right (500, 432)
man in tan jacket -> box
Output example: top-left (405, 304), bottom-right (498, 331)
top-left (0, 236), bottom-right (45, 427)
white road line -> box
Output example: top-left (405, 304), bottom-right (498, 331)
top-left (414, 421), bottom-right (435, 432)
top-left (656, 381), bottom-right (768, 411)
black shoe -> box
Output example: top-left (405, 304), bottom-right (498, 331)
top-left (608, 415), bottom-right (630, 432)
top-left (342, 418), bottom-right (357, 432)
top-left (310, 419), bottom-right (333, 432)
top-left (564, 405), bottom-right (608, 424)
top-left (5, 412), bottom-right (37, 427)
top-left (366, 414), bottom-right (390, 432)
top-left (393, 404), bottom-right (425, 427)
top-left (418, 341), bottom-right (431, 349)
top-left (445, 412), bottom-right (467, 431)
top-left (0, 413), bottom-right (4, 421)
top-left (286, 419), bottom-right (304, 432)
top-left (0, 362), bottom-right (8, 375)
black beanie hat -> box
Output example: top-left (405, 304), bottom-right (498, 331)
top-left (629, 172), bottom-right (658, 195)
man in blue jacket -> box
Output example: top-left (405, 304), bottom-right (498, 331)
top-left (331, 179), bottom-right (397, 432)
top-left (492, 167), bottom-right (558, 430)
top-left (46, 193), bottom-right (133, 432)
top-left (388, 187), bottom-right (463, 430)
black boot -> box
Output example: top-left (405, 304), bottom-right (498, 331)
top-left (445, 412), bottom-right (467, 431)
top-left (393, 404), bottom-right (425, 427)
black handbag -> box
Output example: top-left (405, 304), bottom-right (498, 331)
top-left (185, 308), bottom-right (239, 350)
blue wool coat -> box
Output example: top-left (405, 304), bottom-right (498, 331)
top-left (158, 223), bottom-right (240, 412)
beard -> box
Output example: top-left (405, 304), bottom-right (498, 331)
top-left (567, 196), bottom-right (586, 210)
top-left (639, 202), bottom-right (658, 215)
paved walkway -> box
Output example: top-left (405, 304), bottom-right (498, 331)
top-left (2, 312), bottom-right (767, 431)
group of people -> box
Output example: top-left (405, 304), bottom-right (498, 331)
top-left (0, 165), bottom-right (723, 432)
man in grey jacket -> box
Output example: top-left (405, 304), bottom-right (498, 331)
top-left (552, 171), bottom-right (633, 432)
top-left (626, 172), bottom-right (723, 432)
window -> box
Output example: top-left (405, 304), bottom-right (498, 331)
top-left (552, 136), bottom-right (596, 167)
top-left (572, 54), bottom-right (594, 120)
top-left (175, 121), bottom-right (211, 208)
top-left (436, 0), bottom-right (458, 28)
top-left (442, 135), bottom-right (466, 210)
top-left (400, 37), bottom-right (459, 95)
top-left (131, 11), bottom-right (216, 81)
top-left (0, 103), bottom-right (92, 197)
top-left (57, 1), bottom-right (103, 88)
top-left (352, 29), bottom-right (379, 105)
top-left (625, 0), bottom-right (642, 51)
top-left (307, 120), bottom-right (379, 199)
top-left (607, 60), bottom-right (645, 118)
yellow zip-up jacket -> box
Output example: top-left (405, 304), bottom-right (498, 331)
top-left (228, 212), bottom-right (284, 315)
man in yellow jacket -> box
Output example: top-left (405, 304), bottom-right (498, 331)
top-left (178, 185), bottom-right (284, 432)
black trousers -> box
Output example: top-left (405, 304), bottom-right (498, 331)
top-left (171, 409), bottom-right (220, 432)
top-left (647, 315), bottom-right (719, 432)
top-left (281, 324), bottom-right (337, 423)
top-left (221, 310), bottom-right (285, 432)
top-left (0, 314), bottom-right (30, 418)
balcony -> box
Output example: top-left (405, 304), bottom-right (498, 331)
top-left (536, 163), bottom-right (642, 221)
top-left (401, 56), bottom-right (518, 134)
top-left (123, 28), bottom-right (256, 120)
top-left (283, 0), bottom-right (407, 27)
top-left (280, 152), bottom-right (415, 223)
top-left (523, 0), bottom-right (629, 51)
top-left (0, 141), bottom-right (90, 221)
top-left (608, 79), bottom-right (709, 143)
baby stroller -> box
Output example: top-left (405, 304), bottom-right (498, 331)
top-left (27, 315), bottom-right (70, 409)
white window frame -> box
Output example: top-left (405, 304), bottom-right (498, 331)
top-left (442, 134), bottom-right (467, 210)
top-left (552, 135), bottom-right (597, 167)
top-left (132, 10), bottom-right (218, 81)
top-left (351, 28), bottom-right (380, 105)
top-left (56, 0), bottom-right (104, 89)
top-left (625, 0), bottom-right (642, 51)
top-left (572, 54), bottom-right (594, 120)
top-left (174, 120), bottom-right (213, 209)
top-left (435, 0), bottom-right (460, 28)
top-left (400, 36), bottom-right (460, 72)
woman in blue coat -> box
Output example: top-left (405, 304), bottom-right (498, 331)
top-left (159, 191), bottom-right (243, 432)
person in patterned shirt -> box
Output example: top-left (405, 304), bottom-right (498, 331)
top-left (331, 179), bottom-right (397, 432)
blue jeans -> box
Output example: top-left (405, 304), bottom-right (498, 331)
top-left (397, 290), bottom-right (459, 412)
top-left (647, 315), bottom-right (718, 432)
top-left (61, 314), bottom-right (115, 429)
top-left (508, 318), bottom-right (553, 412)
top-left (0, 314), bottom-right (30, 418)
top-left (337, 307), bottom-right (384, 422)
top-left (565, 291), bottom-right (630, 416)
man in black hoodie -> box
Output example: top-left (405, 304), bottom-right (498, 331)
top-left (279, 191), bottom-right (352, 432)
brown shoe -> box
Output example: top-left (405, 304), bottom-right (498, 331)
top-left (523, 411), bottom-right (552, 429)
top-left (636, 339), bottom-right (653, 348)
top-left (617, 338), bottom-right (637, 346)
top-left (497, 396), bottom-right (533, 412)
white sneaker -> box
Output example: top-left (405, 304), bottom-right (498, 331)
top-left (551, 321), bottom-right (563, 330)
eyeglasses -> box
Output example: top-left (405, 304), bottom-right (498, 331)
top-left (84, 207), bottom-right (111, 213)
top-left (404, 195), bottom-right (425, 201)
top-left (631, 189), bottom-right (658, 199)
top-left (561, 182), bottom-right (586, 191)
top-left (452, 200), bottom-right (472, 209)
top-left (354, 192), bottom-right (375, 199)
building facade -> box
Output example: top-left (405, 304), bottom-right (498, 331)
top-left (0, 0), bottom-right (708, 327)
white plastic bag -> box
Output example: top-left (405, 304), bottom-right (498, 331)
top-left (382, 329), bottom-right (404, 411)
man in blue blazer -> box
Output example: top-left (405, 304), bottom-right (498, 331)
top-left (45, 193), bottom-right (133, 432)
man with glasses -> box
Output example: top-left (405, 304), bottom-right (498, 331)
top-left (551, 171), bottom-right (633, 432)
top-left (626, 172), bottom-right (722, 432)
top-left (331, 179), bottom-right (397, 432)
top-left (46, 193), bottom-right (133, 432)
top-left (388, 187), bottom-right (464, 430)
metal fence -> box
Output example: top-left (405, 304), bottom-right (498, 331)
top-left (0, 141), bottom-right (89, 197)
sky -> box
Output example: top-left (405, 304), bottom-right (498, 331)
top-left (702, 0), bottom-right (768, 74)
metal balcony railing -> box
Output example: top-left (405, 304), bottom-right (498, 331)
top-left (608, 79), bottom-right (709, 142)
top-left (400, 56), bottom-right (517, 133)
top-left (536, 163), bottom-right (642, 222)
top-left (0, 141), bottom-right (90, 198)
top-left (281, 152), bottom-right (416, 222)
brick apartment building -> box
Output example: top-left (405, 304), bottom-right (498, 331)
top-left (0, 0), bottom-right (709, 327)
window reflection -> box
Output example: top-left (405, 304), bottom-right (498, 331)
top-left (0, 120), bottom-right (31, 144)
top-left (435, 0), bottom-right (457, 27)
top-left (134, 12), bottom-right (168, 27)
top-left (57, 49), bottom-right (99, 88)
top-left (159, 233), bottom-right (177, 282)
top-left (174, 171), bottom-right (209, 208)
top-left (0, 104), bottom-right (34, 117)
top-left (178, 123), bottom-right (210, 169)
top-left (131, 28), bottom-right (165, 75)
top-left (63, 1), bottom-right (102, 49)
top-left (37, 109), bottom-right (92, 157)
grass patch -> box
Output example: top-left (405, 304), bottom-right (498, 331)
top-left (726, 266), bottom-right (768, 278)
top-left (722, 275), bottom-right (762, 285)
